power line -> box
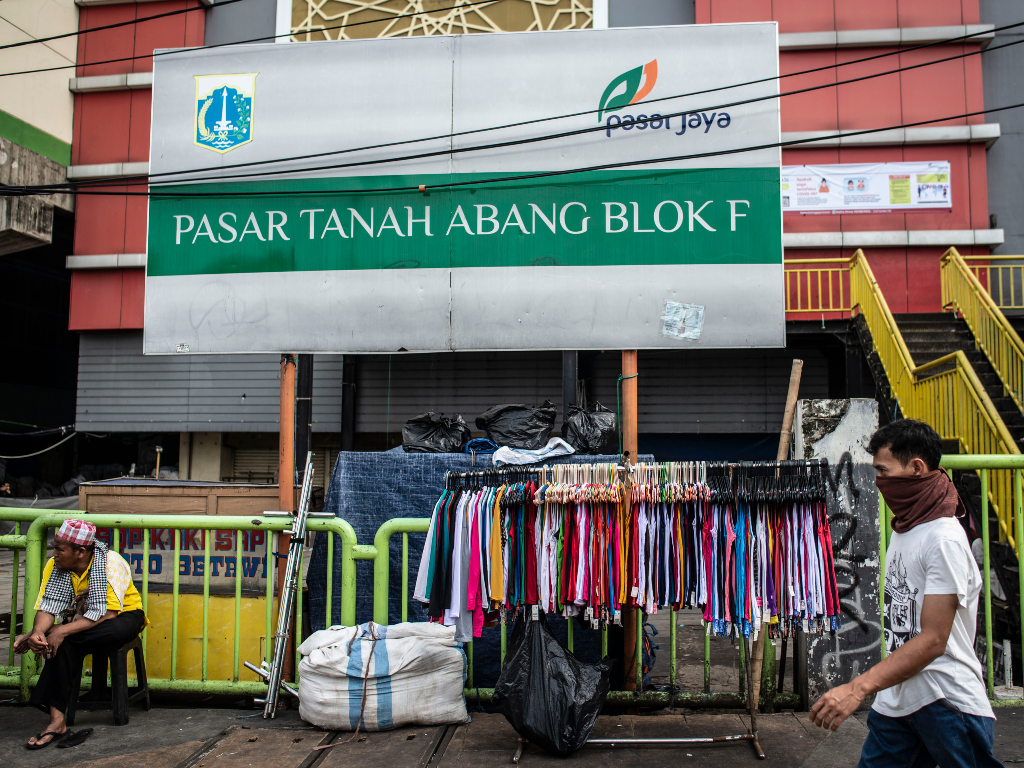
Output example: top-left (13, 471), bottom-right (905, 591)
top-left (0, 0), bottom-right (246, 52)
top-left (0, 431), bottom-right (77, 460)
top-left (0, 426), bottom-right (75, 437)
top-left (29, 20), bottom-right (1022, 192)
top-left (7, 101), bottom-right (1019, 200)
top-left (0, 0), bottom-right (500, 77)
top-left (34, 35), bottom-right (1024, 195)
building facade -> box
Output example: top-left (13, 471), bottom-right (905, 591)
top-left (35, 0), bottom-right (1013, 489)
top-left (0, 0), bottom-right (79, 497)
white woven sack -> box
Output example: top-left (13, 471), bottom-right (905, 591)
top-left (297, 621), bottom-right (468, 731)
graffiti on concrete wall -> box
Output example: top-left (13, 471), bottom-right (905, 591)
top-left (796, 399), bottom-right (882, 698)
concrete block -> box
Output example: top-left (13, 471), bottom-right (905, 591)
top-left (779, 31), bottom-right (837, 49)
top-left (795, 399), bottom-right (882, 700)
top-left (842, 231), bottom-right (908, 247)
top-left (907, 229), bottom-right (973, 246)
top-left (784, 232), bottom-right (843, 248)
top-left (837, 28), bottom-right (901, 46)
top-left (975, 228), bottom-right (1006, 245)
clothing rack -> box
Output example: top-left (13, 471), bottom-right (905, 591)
top-left (423, 458), bottom-right (838, 761)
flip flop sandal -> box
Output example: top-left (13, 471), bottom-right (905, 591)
top-left (25, 730), bottom-right (66, 750)
top-left (57, 729), bottom-right (94, 749)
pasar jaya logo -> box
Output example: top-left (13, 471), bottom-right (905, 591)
top-left (598, 59), bottom-right (732, 138)
top-left (598, 59), bottom-right (659, 122)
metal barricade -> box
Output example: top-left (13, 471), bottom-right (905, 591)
top-left (4, 511), bottom-right (358, 702)
top-left (877, 455), bottom-right (1024, 705)
top-left (0, 510), bottom-right (43, 684)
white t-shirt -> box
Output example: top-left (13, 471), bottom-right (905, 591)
top-left (873, 517), bottom-right (993, 719)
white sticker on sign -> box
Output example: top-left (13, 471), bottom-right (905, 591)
top-left (662, 302), bottom-right (704, 340)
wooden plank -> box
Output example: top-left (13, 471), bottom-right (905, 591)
top-left (50, 740), bottom-right (205, 768)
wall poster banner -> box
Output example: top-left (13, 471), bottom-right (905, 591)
top-left (781, 162), bottom-right (951, 215)
top-left (146, 24), bottom-right (783, 353)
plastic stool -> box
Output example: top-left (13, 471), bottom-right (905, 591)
top-left (67, 634), bottom-right (150, 726)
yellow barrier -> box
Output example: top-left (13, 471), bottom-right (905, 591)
top-left (942, 248), bottom-right (1024, 418)
top-left (784, 257), bottom-right (854, 314)
top-left (962, 255), bottom-right (1024, 311)
top-left (851, 251), bottom-right (1020, 546)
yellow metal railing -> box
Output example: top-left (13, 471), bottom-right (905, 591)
top-left (943, 247), bottom-right (1024, 418)
top-left (783, 250), bottom-right (1021, 544)
top-left (962, 255), bottom-right (1024, 311)
top-left (850, 250), bottom-right (1020, 545)
top-left (784, 257), bottom-right (854, 314)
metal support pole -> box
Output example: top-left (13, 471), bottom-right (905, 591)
top-left (795, 630), bottom-right (809, 711)
top-left (341, 354), bottom-right (357, 452)
top-left (562, 351), bottom-right (578, 431)
top-left (295, 354), bottom-right (314, 490)
top-left (621, 350), bottom-right (638, 692)
top-left (278, 354), bottom-right (296, 683)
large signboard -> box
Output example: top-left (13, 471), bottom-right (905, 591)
top-left (781, 161), bottom-right (951, 215)
top-left (146, 24), bottom-right (782, 353)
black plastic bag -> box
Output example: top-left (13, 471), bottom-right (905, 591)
top-left (562, 402), bottom-right (617, 454)
top-left (401, 412), bottom-right (471, 453)
top-left (475, 400), bottom-right (556, 449)
top-left (492, 613), bottom-right (612, 757)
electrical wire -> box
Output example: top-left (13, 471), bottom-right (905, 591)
top-left (0, 426), bottom-right (75, 437)
top-left (0, 0), bottom-right (500, 78)
top-left (0, 432), bottom-right (77, 460)
top-left (0, 0), bottom-right (246, 52)
top-left (33, 21), bottom-right (1023, 193)
top-left (6, 100), bottom-right (1020, 200)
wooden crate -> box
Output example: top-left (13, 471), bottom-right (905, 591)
top-left (78, 479), bottom-right (283, 516)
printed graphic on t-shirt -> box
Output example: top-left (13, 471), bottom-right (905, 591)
top-left (884, 554), bottom-right (919, 653)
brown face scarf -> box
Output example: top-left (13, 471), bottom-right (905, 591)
top-left (875, 470), bottom-right (966, 534)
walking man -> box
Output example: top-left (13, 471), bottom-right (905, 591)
top-left (810, 419), bottom-right (1001, 766)
top-left (14, 519), bottom-right (147, 749)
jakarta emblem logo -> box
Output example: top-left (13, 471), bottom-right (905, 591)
top-left (194, 73), bottom-right (258, 153)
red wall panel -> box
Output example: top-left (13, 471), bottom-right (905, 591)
top-left (708, 0), bottom-right (772, 23)
top-left (899, 47), bottom-right (968, 128)
top-left (965, 143), bottom-right (990, 230)
top-left (896, 0), bottom-right (969, 28)
top-left (128, 90), bottom-right (152, 163)
top-left (77, 5), bottom-right (136, 77)
top-left (779, 51), bottom-right (838, 132)
top-left (69, 271), bottom-right (124, 330)
top-left (772, 0), bottom-right (835, 33)
top-left (185, 1), bottom-right (205, 47)
top-left (862, 249), bottom-right (909, 313)
top-left (836, 47), bottom-right (903, 129)
top-left (963, 52), bottom-right (984, 123)
top-left (132, 1), bottom-right (204, 72)
top-left (120, 270), bottom-right (146, 329)
top-left (74, 191), bottom-right (127, 255)
top-left (695, 0), bottom-right (711, 24)
top-left (123, 193), bottom-right (149, 255)
top-left (75, 91), bottom-right (131, 166)
top-left (835, 1), bottom-right (898, 30)
top-left (905, 248), bottom-right (945, 313)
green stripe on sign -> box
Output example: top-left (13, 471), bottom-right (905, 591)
top-left (147, 168), bottom-right (781, 277)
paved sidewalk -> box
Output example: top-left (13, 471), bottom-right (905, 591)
top-left (2, 700), bottom-right (1023, 768)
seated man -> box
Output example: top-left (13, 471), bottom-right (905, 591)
top-left (14, 519), bottom-right (147, 749)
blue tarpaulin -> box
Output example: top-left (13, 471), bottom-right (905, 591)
top-left (306, 448), bottom-right (651, 687)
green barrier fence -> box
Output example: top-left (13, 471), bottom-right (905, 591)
top-left (1, 511), bottom-right (357, 702)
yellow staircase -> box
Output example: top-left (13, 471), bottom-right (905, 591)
top-left (785, 249), bottom-right (1019, 545)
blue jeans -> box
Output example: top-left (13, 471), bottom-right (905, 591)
top-left (859, 701), bottom-right (1003, 768)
